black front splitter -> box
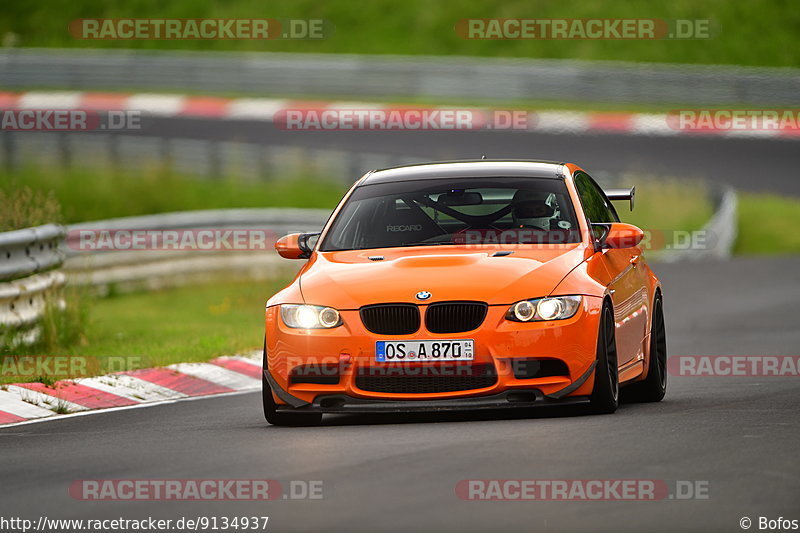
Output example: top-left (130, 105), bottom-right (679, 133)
top-left (276, 390), bottom-right (590, 414)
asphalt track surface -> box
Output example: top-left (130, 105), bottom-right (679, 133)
top-left (133, 116), bottom-right (800, 196)
top-left (1, 256), bottom-right (798, 533)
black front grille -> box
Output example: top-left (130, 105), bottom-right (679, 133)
top-left (360, 304), bottom-right (420, 335)
top-left (355, 363), bottom-right (497, 393)
top-left (425, 301), bottom-right (488, 333)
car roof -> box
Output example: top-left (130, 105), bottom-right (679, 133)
top-left (360, 159), bottom-right (567, 185)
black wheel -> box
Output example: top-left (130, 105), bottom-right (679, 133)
top-left (589, 303), bottom-right (619, 414)
top-left (622, 293), bottom-right (667, 403)
top-left (262, 341), bottom-right (322, 427)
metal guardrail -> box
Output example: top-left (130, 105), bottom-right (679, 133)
top-left (1, 210), bottom-right (330, 343)
top-left (2, 48), bottom-right (799, 106)
top-left (0, 225), bottom-right (67, 345)
top-left (64, 208), bottom-right (331, 293)
top-left (0, 224), bottom-right (65, 282)
top-left (658, 186), bottom-right (738, 262)
top-left (0, 271), bottom-right (66, 328)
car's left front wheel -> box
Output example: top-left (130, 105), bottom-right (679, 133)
top-left (589, 303), bottom-right (619, 414)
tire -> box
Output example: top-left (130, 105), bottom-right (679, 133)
top-left (262, 341), bottom-right (323, 427)
top-left (589, 303), bottom-right (619, 414)
top-left (622, 293), bottom-right (667, 403)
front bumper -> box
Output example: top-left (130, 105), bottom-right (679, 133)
top-left (265, 363), bottom-right (596, 412)
top-left (265, 296), bottom-right (604, 408)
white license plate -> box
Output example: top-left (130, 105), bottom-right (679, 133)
top-left (375, 340), bottom-right (474, 362)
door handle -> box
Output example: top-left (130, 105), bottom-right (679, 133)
top-left (630, 254), bottom-right (641, 265)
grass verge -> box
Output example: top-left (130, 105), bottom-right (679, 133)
top-left (1, 0), bottom-right (798, 67)
top-left (735, 193), bottom-right (800, 255)
top-left (0, 186), bottom-right (62, 231)
top-left (0, 167), bottom-right (348, 226)
top-left (0, 279), bottom-right (285, 384)
top-left (57, 279), bottom-right (281, 368)
top-left (619, 178), bottom-right (713, 233)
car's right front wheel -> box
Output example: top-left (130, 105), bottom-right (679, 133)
top-left (622, 292), bottom-right (667, 403)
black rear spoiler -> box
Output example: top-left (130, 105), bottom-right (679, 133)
top-left (604, 186), bottom-right (635, 211)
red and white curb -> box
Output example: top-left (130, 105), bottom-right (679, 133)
top-left (2, 91), bottom-right (798, 140)
top-left (0, 352), bottom-right (262, 427)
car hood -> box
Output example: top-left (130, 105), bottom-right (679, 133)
top-left (298, 245), bottom-right (590, 309)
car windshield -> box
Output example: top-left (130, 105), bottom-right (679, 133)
top-left (320, 177), bottom-right (581, 251)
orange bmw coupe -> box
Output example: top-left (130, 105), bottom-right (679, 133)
top-left (263, 160), bottom-right (666, 425)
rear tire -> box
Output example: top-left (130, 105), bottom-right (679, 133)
top-left (262, 341), bottom-right (323, 427)
top-left (589, 304), bottom-right (619, 414)
top-left (622, 293), bottom-right (667, 403)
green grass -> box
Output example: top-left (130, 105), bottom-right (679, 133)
top-left (59, 279), bottom-right (278, 367)
top-left (0, 279), bottom-right (283, 383)
top-left (1, 0), bottom-right (798, 67)
top-left (735, 193), bottom-right (800, 255)
top-left (0, 167), bottom-right (348, 228)
top-left (620, 178), bottom-right (714, 233)
top-left (0, 186), bottom-right (63, 231)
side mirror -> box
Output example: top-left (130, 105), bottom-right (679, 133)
top-left (275, 232), bottom-right (319, 259)
top-left (600, 223), bottom-right (644, 249)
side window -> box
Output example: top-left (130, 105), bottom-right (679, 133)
top-left (574, 172), bottom-right (619, 224)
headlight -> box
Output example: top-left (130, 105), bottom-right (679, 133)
top-left (280, 304), bottom-right (342, 329)
top-left (505, 296), bottom-right (582, 322)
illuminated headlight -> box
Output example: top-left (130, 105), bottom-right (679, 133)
top-left (505, 296), bottom-right (582, 322)
top-left (281, 304), bottom-right (342, 329)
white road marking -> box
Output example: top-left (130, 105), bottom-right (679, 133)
top-left (0, 389), bottom-right (257, 429)
top-left (4, 386), bottom-right (88, 413)
top-left (168, 363), bottom-right (260, 390)
top-left (16, 91), bottom-right (83, 109)
top-left (227, 98), bottom-right (287, 120)
top-left (126, 93), bottom-right (186, 116)
top-left (0, 390), bottom-right (56, 419)
top-left (76, 374), bottom-right (186, 402)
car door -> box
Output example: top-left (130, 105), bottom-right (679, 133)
top-left (574, 172), bottom-right (647, 367)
